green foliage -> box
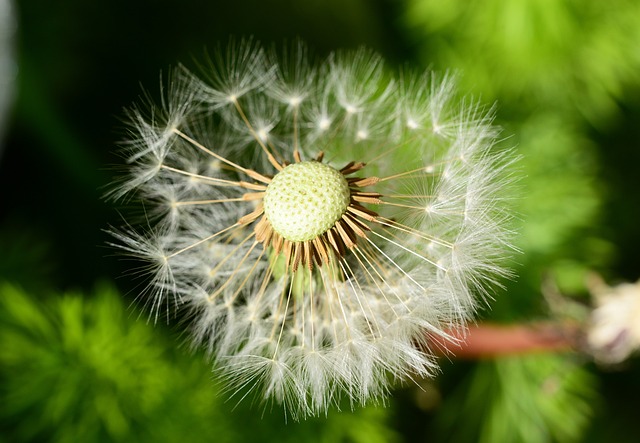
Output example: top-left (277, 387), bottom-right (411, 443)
top-left (435, 355), bottom-right (598, 443)
top-left (513, 115), bottom-right (599, 257)
top-left (400, 2), bottom-right (640, 442)
top-left (0, 283), bottom-right (399, 443)
top-left (491, 114), bottom-right (608, 318)
top-left (404, 0), bottom-right (640, 123)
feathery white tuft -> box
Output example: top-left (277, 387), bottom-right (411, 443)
top-left (110, 39), bottom-right (515, 418)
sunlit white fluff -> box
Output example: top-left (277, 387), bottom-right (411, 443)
top-left (111, 39), bottom-right (515, 418)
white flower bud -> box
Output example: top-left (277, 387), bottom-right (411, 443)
top-left (588, 276), bottom-right (640, 364)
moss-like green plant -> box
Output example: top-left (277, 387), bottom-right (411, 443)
top-left (0, 283), bottom-right (398, 442)
top-left (435, 355), bottom-right (598, 443)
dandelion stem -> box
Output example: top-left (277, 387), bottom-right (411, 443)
top-left (435, 322), bottom-right (579, 358)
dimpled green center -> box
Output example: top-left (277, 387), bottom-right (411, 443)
top-left (264, 161), bottom-right (351, 242)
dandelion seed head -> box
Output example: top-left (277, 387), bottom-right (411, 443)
top-left (110, 39), bottom-right (516, 418)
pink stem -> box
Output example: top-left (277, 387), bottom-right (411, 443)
top-left (433, 322), bottom-right (581, 359)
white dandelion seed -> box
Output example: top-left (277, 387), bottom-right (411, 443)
top-left (110, 40), bottom-right (515, 418)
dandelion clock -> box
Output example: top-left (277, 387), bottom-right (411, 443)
top-left (110, 39), bottom-right (515, 418)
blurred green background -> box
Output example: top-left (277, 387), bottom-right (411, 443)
top-left (1, 0), bottom-right (639, 441)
